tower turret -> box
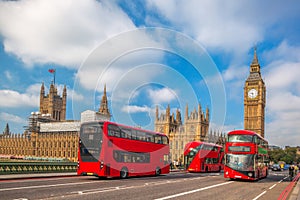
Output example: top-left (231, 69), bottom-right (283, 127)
top-left (98, 84), bottom-right (111, 119)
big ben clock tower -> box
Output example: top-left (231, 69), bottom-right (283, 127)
top-left (244, 48), bottom-right (266, 137)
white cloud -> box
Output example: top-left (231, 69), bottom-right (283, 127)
top-left (0, 0), bottom-right (135, 67)
top-left (148, 87), bottom-right (177, 104)
top-left (264, 40), bottom-right (300, 63)
top-left (68, 90), bottom-right (84, 102)
top-left (76, 31), bottom-right (166, 93)
top-left (0, 89), bottom-right (39, 108)
top-left (221, 64), bottom-right (248, 102)
top-left (267, 92), bottom-right (300, 112)
top-left (122, 105), bottom-right (152, 113)
top-left (263, 43), bottom-right (300, 147)
top-left (223, 64), bottom-right (248, 82)
top-left (265, 62), bottom-right (300, 91)
top-left (145, 0), bottom-right (299, 59)
top-left (0, 112), bottom-right (27, 124)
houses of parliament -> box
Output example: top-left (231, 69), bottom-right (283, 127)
top-left (0, 83), bottom-right (111, 162)
top-left (0, 49), bottom-right (265, 163)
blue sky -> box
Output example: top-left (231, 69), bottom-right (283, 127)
top-left (0, 0), bottom-right (300, 148)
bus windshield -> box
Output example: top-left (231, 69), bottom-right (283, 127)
top-left (228, 135), bottom-right (253, 142)
top-left (80, 123), bottom-right (103, 162)
top-left (185, 145), bottom-right (202, 167)
top-left (226, 154), bottom-right (254, 171)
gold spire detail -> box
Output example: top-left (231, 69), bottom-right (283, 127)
top-left (98, 84), bottom-right (110, 116)
top-left (251, 46), bottom-right (259, 65)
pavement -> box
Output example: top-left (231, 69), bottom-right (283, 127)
top-left (0, 172), bottom-right (77, 180)
top-left (1, 171), bottom-right (299, 200)
top-left (289, 175), bottom-right (300, 200)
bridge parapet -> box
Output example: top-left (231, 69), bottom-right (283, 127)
top-left (0, 162), bottom-right (77, 174)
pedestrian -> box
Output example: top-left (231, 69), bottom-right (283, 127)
top-left (294, 164), bottom-right (298, 175)
top-left (289, 164), bottom-right (294, 180)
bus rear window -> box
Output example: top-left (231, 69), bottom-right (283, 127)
top-left (228, 135), bottom-right (253, 142)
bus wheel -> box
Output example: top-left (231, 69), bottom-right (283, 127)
top-left (155, 167), bottom-right (161, 176)
top-left (120, 167), bottom-right (128, 179)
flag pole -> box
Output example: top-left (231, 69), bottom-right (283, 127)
top-left (48, 68), bottom-right (56, 85)
top-left (54, 69), bottom-right (56, 85)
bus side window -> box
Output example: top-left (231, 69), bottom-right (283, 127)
top-left (162, 136), bottom-right (168, 144)
top-left (145, 133), bottom-right (150, 142)
top-left (120, 129), bottom-right (126, 138)
top-left (155, 135), bottom-right (162, 144)
top-left (137, 131), bottom-right (146, 141)
top-left (253, 136), bottom-right (258, 144)
top-left (108, 127), bottom-right (114, 136)
top-left (131, 130), bottom-right (137, 140)
top-left (122, 128), bottom-right (132, 139)
top-left (115, 129), bottom-right (121, 137)
top-left (108, 125), bottom-right (121, 137)
top-left (146, 133), bottom-right (155, 143)
top-left (113, 151), bottom-right (121, 162)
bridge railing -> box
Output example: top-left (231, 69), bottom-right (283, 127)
top-left (278, 172), bottom-right (300, 200)
top-left (0, 162), bottom-right (77, 174)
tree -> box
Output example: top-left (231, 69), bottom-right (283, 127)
top-left (269, 147), bottom-right (299, 164)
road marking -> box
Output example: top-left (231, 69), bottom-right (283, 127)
top-left (269, 184), bottom-right (277, 190)
top-left (13, 199), bottom-right (28, 200)
top-left (0, 181), bottom-right (98, 192)
top-left (72, 186), bottom-right (118, 194)
top-left (154, 182), bottom-right (233, 200)
top-left (252, 191), bottom-right (266, 200)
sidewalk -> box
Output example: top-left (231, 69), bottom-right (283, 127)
top-left (289, 178), bottom-right (300, 200)
top-left (0, 172), bottom-right (77, 180)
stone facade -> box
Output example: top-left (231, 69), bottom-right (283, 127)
top-left (155, 104), bottom-right (225, 163)
top-left (39, 82), bottom-right (67, 121)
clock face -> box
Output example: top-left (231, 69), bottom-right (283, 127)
top-left (248, 89), bottom-right (258, 98)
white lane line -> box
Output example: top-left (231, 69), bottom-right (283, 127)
top-left (0, 181), bottom-right (97, 192)
top-left (154, 182), bottom-right (233, 200)
top-left (252, 191), bottom-right (266, 200)
top-left (72, 187), bottom-right (118, 194)
top-left (269, 184), bottom-right (277, 190)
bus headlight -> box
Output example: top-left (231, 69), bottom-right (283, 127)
top-left (225, 171), bottom-right (228, 175)
top-left (248, 172), bottom-right (253, 177)
top-left (100, 161), bottom-right (104, 169)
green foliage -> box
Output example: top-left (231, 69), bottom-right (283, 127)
top-left (269, 147), bottom-right (300, 164)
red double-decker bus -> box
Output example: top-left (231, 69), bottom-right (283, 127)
top-left (184, 141), bottom-right (224, 172)
top-left (77, 121), bottom-right (170, 178)
top-left (224, 130), bottom-right (269, 180)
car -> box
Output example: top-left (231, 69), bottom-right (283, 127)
top-left (271, 164), bottom-right (281, 171)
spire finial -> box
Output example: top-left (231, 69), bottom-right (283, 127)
top-left (98, 84), bottom-right (110, 118)
top-left (251, 45), bottom-right (258, 65)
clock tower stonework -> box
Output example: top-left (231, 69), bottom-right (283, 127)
top-left (244, 48), bottom-right (266, 137)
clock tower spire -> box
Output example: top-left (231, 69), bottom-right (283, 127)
top-left (244, 47), bottom-right (266, 137)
